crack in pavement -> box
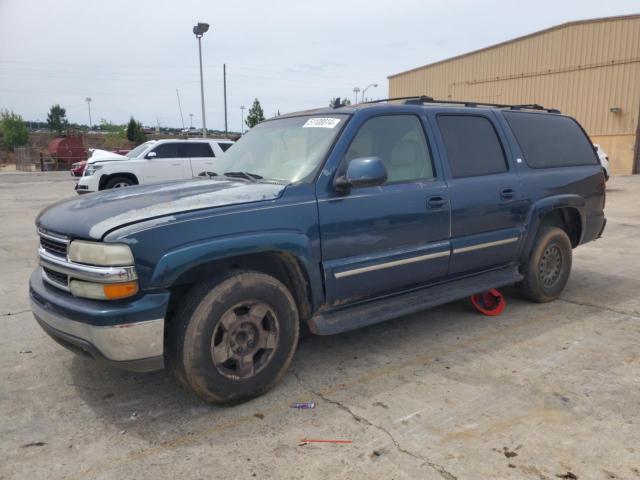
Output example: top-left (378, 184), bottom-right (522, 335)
top-left (291, 370), bottom-right (457, 480)
top-left (1, 309), bottom-right (31, 317)
top-left (558, 297), bottom-right (639, 319)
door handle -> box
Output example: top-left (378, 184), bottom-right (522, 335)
top-left (427, 196), bottom-right (446, 209)
top-left (500, 188), bottom-right (515, 200)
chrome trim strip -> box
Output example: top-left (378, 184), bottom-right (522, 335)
top-left (41, 267), bottom-right (71, 292)
top-left (38, 247), bottom-right (137, 283)
top-left (334, 250), bottom-right (450, 279)
top-left (453, 236), bottom-right (519, 254)
top-left (38, 229), bottom-right (70, 245)
top-left (30, 298), bottom-right (164, 361)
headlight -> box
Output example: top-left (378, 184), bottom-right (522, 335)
top-left (84, 164), bottom-right (102, 176)
top-left (68, 240), bottom-right (134, 266)
top-left (70, 280), bottom-right (139, 300)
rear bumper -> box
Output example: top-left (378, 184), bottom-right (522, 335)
top-left (30, 269), bottom-right (169, 372)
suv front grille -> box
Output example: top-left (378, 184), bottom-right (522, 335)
top-left (39, 233), bottom-right (68, 258)
top-left (42, 266), bottom-right (69, 288)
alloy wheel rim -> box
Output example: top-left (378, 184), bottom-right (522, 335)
top-left (113, 182), bottom-right (129, 188)
top-left (210, 301), bottom-right (279, 380)
top-left (539, 244), bottom-right (562, 287)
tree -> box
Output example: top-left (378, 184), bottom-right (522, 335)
top-left (47, 104), bottom-right (68, 136)
top-left (126, 117), bottom-right (147, 145)
top-left (0, 110), bottom-right (29, 150)
top-left (329, 97), bottom-right (351, 107)
top-left (245, 99), bottom-right (265, 128)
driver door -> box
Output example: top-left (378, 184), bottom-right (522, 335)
top-left (317, 114), bottom-right (451, 307)
top-left (142, 142), bottom-right (189, 183)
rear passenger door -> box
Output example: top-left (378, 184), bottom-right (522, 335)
top-left (432, 112), bottom-right (527, 275)
top-left (185, 142), bottom-right (216, 177)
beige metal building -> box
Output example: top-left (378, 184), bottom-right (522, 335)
top-left (388, 14), bottom-right (640, 174)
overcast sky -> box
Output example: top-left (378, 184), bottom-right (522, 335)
top-left (0, 0), bottom-right (637, 132)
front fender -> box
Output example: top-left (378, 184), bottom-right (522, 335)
top-left (148, 231), bottom-right (324, 310)
top-left (519, 194), bottom-right (586, 259)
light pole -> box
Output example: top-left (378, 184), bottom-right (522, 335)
top-left (85, 97), bottom-right (92, 129)
top-left (240, 105), bottom-right (245, 134)
top-left (189, 113), bottom-right (194, 129)
top-left (361, 83), bottom-right (378, 102)
top-left (193, 22), bottom-right (210, 138)
top-left (352, 87), bottom-right (361, 104)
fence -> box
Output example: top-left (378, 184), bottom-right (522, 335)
top-left (14, 147), bottom-right (61, 172)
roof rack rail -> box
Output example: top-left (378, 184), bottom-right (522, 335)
top-left (363, 96), bottom-right (561, 113)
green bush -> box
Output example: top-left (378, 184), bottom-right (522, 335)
top-left (0, 110), bottom-right (29, 151)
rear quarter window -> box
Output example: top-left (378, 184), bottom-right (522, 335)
top-left (503, 112), bottom-right (599, 168)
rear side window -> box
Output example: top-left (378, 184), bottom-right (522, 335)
top-left (184, 143), bottom-right (214, 157)
top-left (437, 115), bottom-right (507, 178)
top-left (503, 112), bottom-right (598, 168)
top-left (218, 142), bottom-right (233, 152)
top-left (150, 143), bottom-right (180, 158)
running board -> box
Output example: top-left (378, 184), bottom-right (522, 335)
top-left (309, 266), bottom-right (523, 335)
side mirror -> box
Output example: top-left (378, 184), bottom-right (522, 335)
top-left (145, 151), bottom-right (157, 159)
top-left (334, 157), bottom-right (387, 191)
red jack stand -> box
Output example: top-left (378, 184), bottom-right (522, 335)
top-left (470, 288), bottom-right (506, 316)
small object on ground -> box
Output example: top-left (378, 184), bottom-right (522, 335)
top-left (21, 441), bottom-right (46, 448)
top-left (556, 472), bottom-right (578, 480)
top-left (19, 350), bottom-right (32, 354)
top-left (291, 402), bottom-right (316, 409)
top-left (254, 413), bottom-right (265, 419)
top-left (299, 438), bottom-right (352, 444)
top-left (471, 288), bottom-right (506, 316)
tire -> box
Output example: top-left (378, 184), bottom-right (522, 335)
top-left (169, 270), bottom-right (300, 404)
top-left (518, 226), bottom-right (573, 303)
top-left (104, 176), bottom-right (134, 189)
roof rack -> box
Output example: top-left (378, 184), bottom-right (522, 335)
top-left (363, 96), bottom-right (561, 113)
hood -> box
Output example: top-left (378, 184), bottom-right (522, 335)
top-left (37, 179), bottom-right (286, 240)
top-left (87, 149), bottom-right (129, 164)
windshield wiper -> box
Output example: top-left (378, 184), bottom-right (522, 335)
top-left (223, 171), bottom-right (263, 182)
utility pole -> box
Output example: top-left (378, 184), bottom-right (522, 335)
top-left (85, 97), bottom-right (92, 129)
top-left (176, 89), bottom-right (185, 130)
top-left (193, 22), bottom-right (210, 138)
top-left (223, 63), bottom-right (228, 137)
top-left (240, 105), bottom-right (245, 134)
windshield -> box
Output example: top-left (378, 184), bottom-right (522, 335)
top-left (127, 141), bottom-right (154, 158)
top-left (213, 115), bottom-right (347, 183)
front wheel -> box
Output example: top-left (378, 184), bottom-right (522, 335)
top-left (104, 176), bottom-right (134, 189)
top-left (169, 271), bottom-right (300, 404)
top-left (518, 226), bottom-right (573, 303)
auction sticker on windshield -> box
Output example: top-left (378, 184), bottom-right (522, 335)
top-left (302, 118), bottom-right (341, 128)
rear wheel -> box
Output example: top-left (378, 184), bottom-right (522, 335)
top-left (519, 226), bottom-right (572, 303)
top-left (169, 271), bottom-right (299, 404)
top-left (104, 176), bottom-right (134, 189)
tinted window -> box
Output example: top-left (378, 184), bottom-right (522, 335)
top-left (218, 142), bottom-right (233, 152)
top-left (504, 112), bottom-right (599, 168)
top-left (437, 115), bottom-right (507, 178)
top-left (150, 143), bottom-right (180, 159)
top-left (344, 115), bottom-right (434, 183)
top-left (184, 143), bottom-right (214, 157)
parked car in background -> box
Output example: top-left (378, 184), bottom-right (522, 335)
top-left (593, 144), bottom-right (610, 180)
top-left (70, 161), bottom-right (87, 177)
top-left (75, 139), bottom-right (235, 193)
top-left (31, 98), bottom-right (606, 404)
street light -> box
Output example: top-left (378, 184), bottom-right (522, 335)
top-left (240, 105), bottom-right (245, 134)
top-left (193, 22), bottom-right (210, 138)
top-left (189, 113), bottom-right (194, 129)
top-left (352, 87), bottom-right (361, 104)
top-left (85, 97), bottom-right (92, 129)
top-left (361, 83), bottom-right (378, 102)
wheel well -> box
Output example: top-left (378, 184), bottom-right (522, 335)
top-left (166, 252), bottom-right (313, 325)
top-left (540, 207), bottom-right (581, 247)
top-left (99, 172), bottom-right (139, 190)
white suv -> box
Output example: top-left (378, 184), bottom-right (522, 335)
top-left (75, 139), bottom-right (234, 194)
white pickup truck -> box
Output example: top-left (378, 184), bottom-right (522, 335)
top-left (75, 138), bottom-right (234, 194)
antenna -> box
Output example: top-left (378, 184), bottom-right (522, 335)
top-left (176, 89), bottom-right (185, 130)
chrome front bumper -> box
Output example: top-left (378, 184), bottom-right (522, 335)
top-left (30, 269), bottom-right (168, 372)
